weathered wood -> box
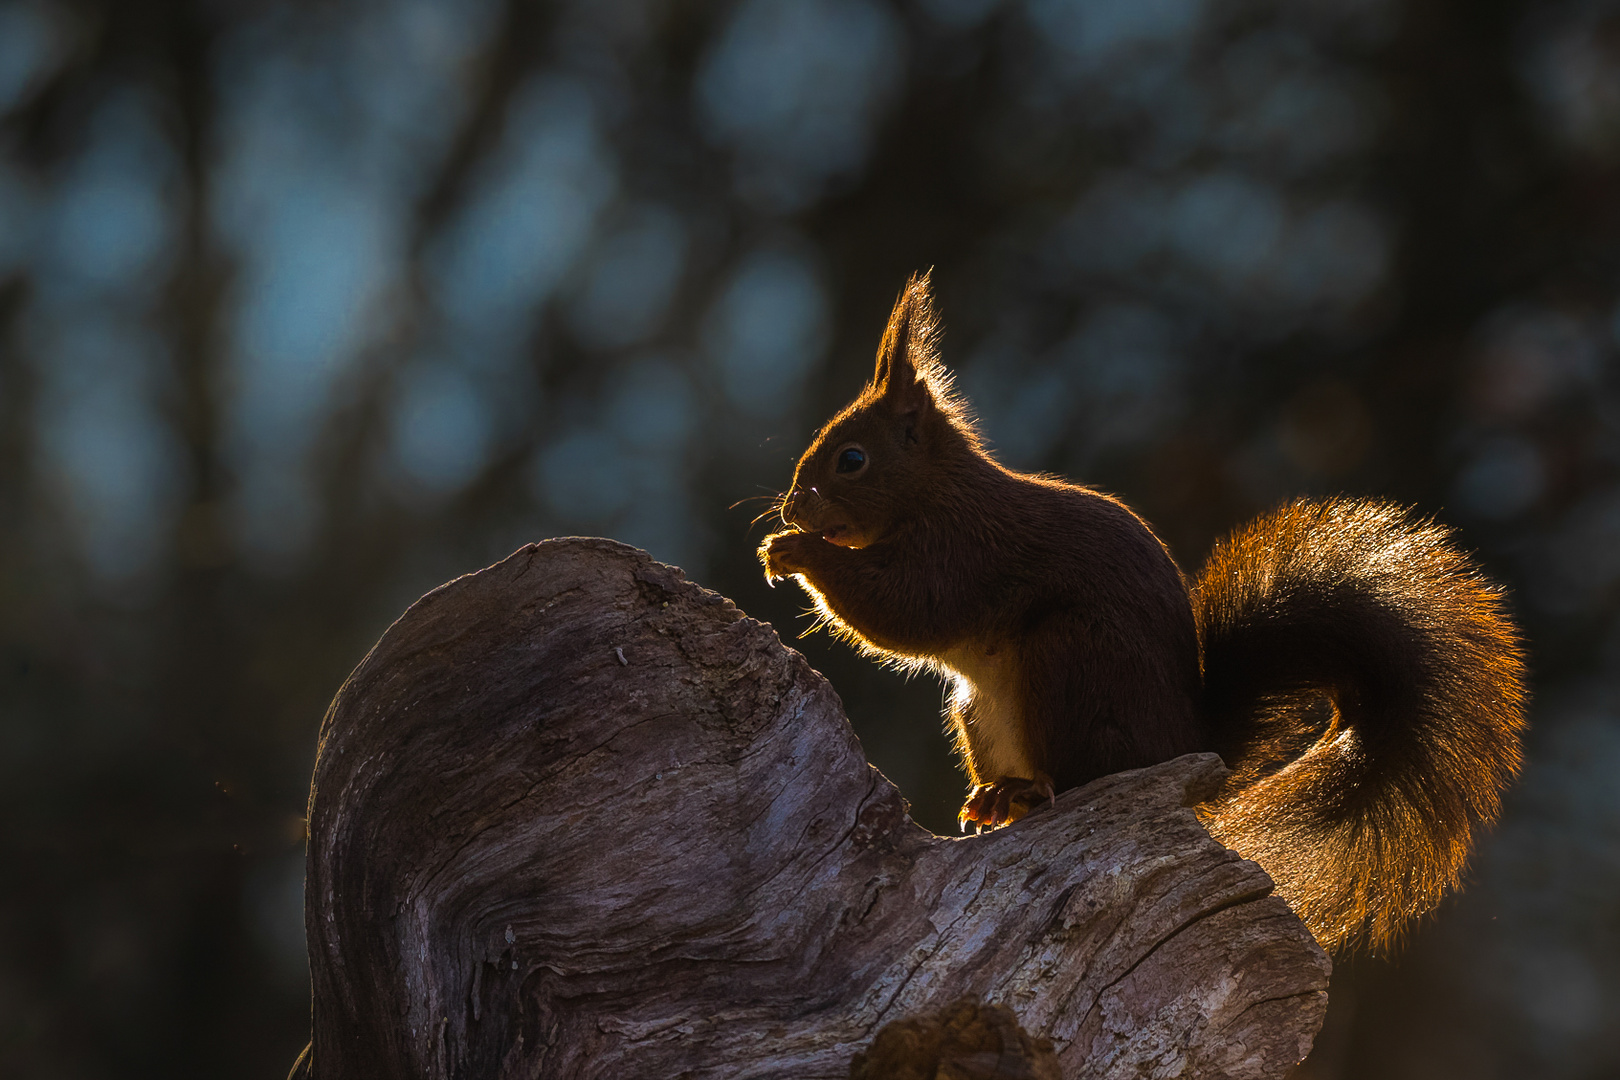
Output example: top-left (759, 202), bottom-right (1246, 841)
top-left (296, 539), bottom-right (1329, 1079)
top-left (851, 998), bottom-right (1063, 1079)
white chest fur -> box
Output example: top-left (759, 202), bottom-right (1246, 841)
top-left (938, 642), bottom-right (1035, 784)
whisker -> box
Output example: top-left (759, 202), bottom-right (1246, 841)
top-left (752, 490), bottom-right (793, 527)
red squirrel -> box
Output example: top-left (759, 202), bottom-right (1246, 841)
top-left (759, 273), bottom-right (1527, 952)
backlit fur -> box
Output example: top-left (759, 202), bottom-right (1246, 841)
top-left (760, 275), bottom-right (1527, 953)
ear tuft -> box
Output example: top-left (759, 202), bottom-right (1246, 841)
top-left (872, 271), bottom-right (944, 418)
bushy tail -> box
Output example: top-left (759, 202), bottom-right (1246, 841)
top-left (1193, 498), bottom-right (1527, 953)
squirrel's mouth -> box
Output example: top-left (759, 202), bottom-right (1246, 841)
top-left (784, 492), bottom-right (862, 547)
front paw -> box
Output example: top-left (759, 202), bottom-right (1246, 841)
top-left (959, 773), bottom-right (1055, 833)
top-left (760, 530), bottom-right (818, 583)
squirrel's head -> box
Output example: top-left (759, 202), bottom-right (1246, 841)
top-left (779, 272), bottom-right (983, 548)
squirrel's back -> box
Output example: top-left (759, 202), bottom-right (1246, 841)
top-left (1194, 498), bottom-right (1527, 952)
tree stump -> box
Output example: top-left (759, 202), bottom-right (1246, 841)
top-left (292, 539), bottom-right (1329, 1079)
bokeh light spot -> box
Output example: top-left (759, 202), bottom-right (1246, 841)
top-left (704, 244), bottom-right (829, 418)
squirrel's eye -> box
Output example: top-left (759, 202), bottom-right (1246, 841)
top-left (836, 446), bottom-right (867, 474)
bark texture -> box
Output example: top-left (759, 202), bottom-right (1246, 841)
top-left (295, 539), bottom-right (1329, 1079)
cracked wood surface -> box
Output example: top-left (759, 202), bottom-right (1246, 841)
top-left (295, 538), bottom-right (1329, 1079)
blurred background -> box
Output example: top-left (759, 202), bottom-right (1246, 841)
top-left (0, 0), bottom-right (1617, 1075)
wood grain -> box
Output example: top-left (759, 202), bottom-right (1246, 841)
top-left (293, 539), bottom-right (1329, 1079)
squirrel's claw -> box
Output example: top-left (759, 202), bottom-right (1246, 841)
top-left (959, 773), bottom-right (1057, 833)
top-left (759, 530), bottom-right (809, 585)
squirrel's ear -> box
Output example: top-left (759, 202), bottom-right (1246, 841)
top-left (872, 271), bottom-right (941, 419)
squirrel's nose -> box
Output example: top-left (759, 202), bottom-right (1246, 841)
top-left (783, 486), bottom-right (819, 527)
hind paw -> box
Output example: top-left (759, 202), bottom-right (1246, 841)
top-left (959, 773), bottom-right (1055, 834)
